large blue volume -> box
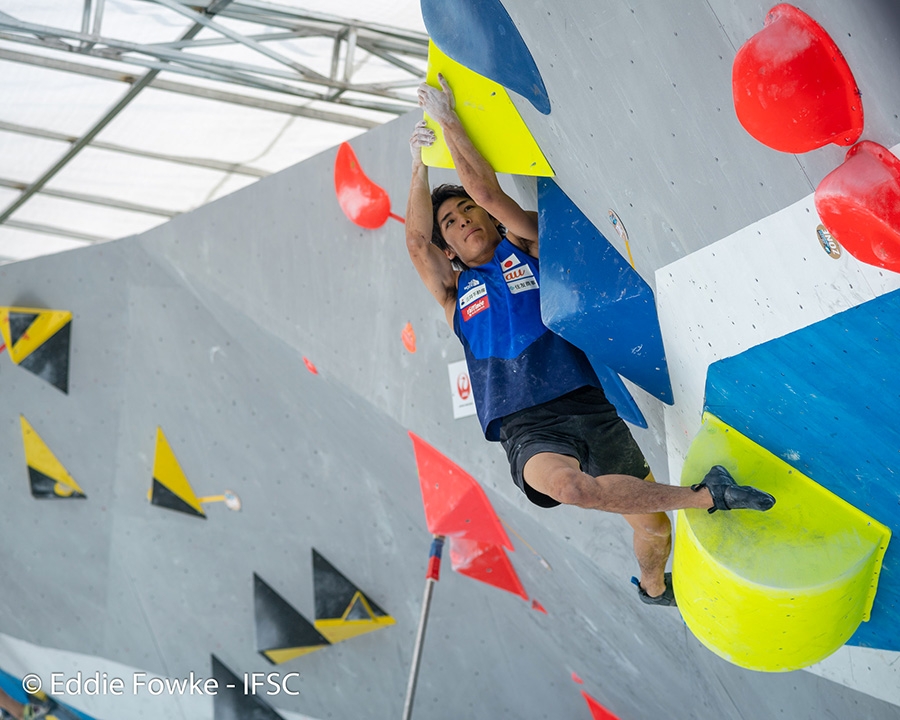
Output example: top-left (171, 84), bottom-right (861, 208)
top-left (705, 290), bottom-right (900, 651)
top-left (420, 0), bottom-right (551, 114)
top-left (594, 363), bottom-right (648, 428)
top-left (538, 178), bottom-right (674, 405)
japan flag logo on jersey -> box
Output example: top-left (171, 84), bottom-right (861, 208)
top-left (501, 253), bottom-right (521, 270)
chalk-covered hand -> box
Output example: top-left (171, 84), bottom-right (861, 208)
top-left (417, 73), bottom-right (456, 125)
top-left (409, 119), bottom-right (436, 160)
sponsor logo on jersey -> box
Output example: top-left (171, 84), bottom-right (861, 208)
top-left (459, 283), bottom-right (489, 321)
top-left (503, 263), bottom-right (538, 294)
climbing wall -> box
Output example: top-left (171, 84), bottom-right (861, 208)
top-left (1, 0), bottom-right (900, 718)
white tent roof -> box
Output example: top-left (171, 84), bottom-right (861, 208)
top-left (0, 0), bottom-right (427, 263)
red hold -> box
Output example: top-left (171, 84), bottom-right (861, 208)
top-left (581, 691), bottom-right (621, 720)
top-left (449, 536), bottom-right (528, 600)
top-left (334, 142), bottom-right (404, 228)
top-left (402, 322), bottom-right (417, 353)
top-left (815, 141), bottom-right (900, 273)
top-left (732, 4), bottom-right (863, 153)
top-left (408, 432), bottom-right (513, 549)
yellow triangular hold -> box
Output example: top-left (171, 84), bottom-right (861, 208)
top-left (20, 415), bottom-right (86, 497)
top-left (151, 427), bottom-right (205, 517)
top-left (314, 616), bottom-right (396, 644)
top-left (421, 40), bottom-right (553, 177)
top-left (0, 307), bottom-right (71, 365)
top-left (314, 593), bottom-right (396, 644)
top-left (263, 646), bottom-right (327, 664)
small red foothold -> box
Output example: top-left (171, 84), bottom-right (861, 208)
top-left (582, 691), bottom-right (621, 720)
top-left (303, 356), bottom-right (318, 374)
top-left (571, 672), bottom-right (583, 685)
top-left (402, 322), bottom-right (417, 353)
top-left (531, 599), bottom-right (547, 614)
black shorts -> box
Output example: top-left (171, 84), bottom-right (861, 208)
top-left (499, 386), bottom-right (650, 508)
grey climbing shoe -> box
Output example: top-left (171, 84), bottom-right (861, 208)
top-left (692, 465), bottom-right (776, 514)
top-left (631, 572), bottom-right (677, 607)
top-left (23, 703), bottom-right (52, 720)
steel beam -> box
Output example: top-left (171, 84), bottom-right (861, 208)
top-left (0, 177), bottom-right (179, 217)
top-left (0, 119), bottom-right (269, 177)
top-left (0, 48), bottom-right (385, 125)
top-left (3, 220), bottom-right (110, 243)
top-left (0, 2), bottom-right (233, 225)
top-left (0, 21), bottom-right (420, 106)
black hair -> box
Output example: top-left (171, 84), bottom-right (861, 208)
top-left (429, 183), bottom-right (504, 272)
top-left (430, 184), bottom-right (469, 270)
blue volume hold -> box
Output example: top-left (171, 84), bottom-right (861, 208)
top-left (420, 0), bottom-right (551, 114)
top-left (704, 289), bottom-right (900, 651)
top-left (595, 363), bottom-right (648, 428)
top-left (538, 178), bottom-right (674, 405)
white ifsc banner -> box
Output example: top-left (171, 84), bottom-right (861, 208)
top-left (447, 359), bottom-right (476, 419)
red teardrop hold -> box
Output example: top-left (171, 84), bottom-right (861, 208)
top-left (815, 141), bottom-right (900, 273)
top-left (732, 4), bottom-right (863, 153)
top-left (334, 142), bottom-right (393, 229)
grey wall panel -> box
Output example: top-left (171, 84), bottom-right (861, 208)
top-left (0, 246), bottom-right (130, 657)
top-left (0, 111), bottom-right (896, 719)
top-left (501, 0), bottom-right (814, 280)
top-left (1, 0), bottom-right (900, 717)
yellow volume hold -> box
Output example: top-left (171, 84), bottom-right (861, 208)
top-left (673, 412), bottom-right (890, 672)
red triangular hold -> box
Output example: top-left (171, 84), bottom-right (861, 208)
top-left (581, 691), bottom-right (620, 720)
top-left (531, 599), bottom-right (547, 614)
top-left (449, 536), bottom-right (527, 600)
top-left (408, 432), bottom-right (512, 550)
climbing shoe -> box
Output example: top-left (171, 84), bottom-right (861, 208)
top-left (22, 695), bottom-right (55, 720)
top-left (631, 572), bottom-right (677, 607)
top-left (692, 465), bottom-right (776, 514)
top-left (23, 704), bottom-right (51, 720)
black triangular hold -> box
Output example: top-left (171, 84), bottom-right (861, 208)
top-left (28, 467), bottom-right (85, 499)
top-left (150, 478), bottom-right (206, 518)
top-left (211, 655), bottom-right (286, 720)
top-left (312, 549), bottom-right (389, 620)
top-left (254, 574), bottom-right (329, 660)
top-left (345, 594), bottom-right (372, 621)
top-left (8, 312), bottom-right (38, 346)
top-left (18, 321), bottom-right (70, 393)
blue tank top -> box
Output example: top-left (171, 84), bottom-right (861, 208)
top-left (453, 238), bottom-right (600, 440)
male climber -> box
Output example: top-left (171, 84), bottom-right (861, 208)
top-left (405, 75), bottom-right (775, 606)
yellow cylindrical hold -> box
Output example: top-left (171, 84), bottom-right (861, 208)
top-left (674, 413), bottom-right (890, 672)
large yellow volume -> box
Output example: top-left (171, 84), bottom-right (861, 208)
top-left (421, 40), bottom-right (553, 177)
top-left (673, 413), bottom-right (890, 672)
